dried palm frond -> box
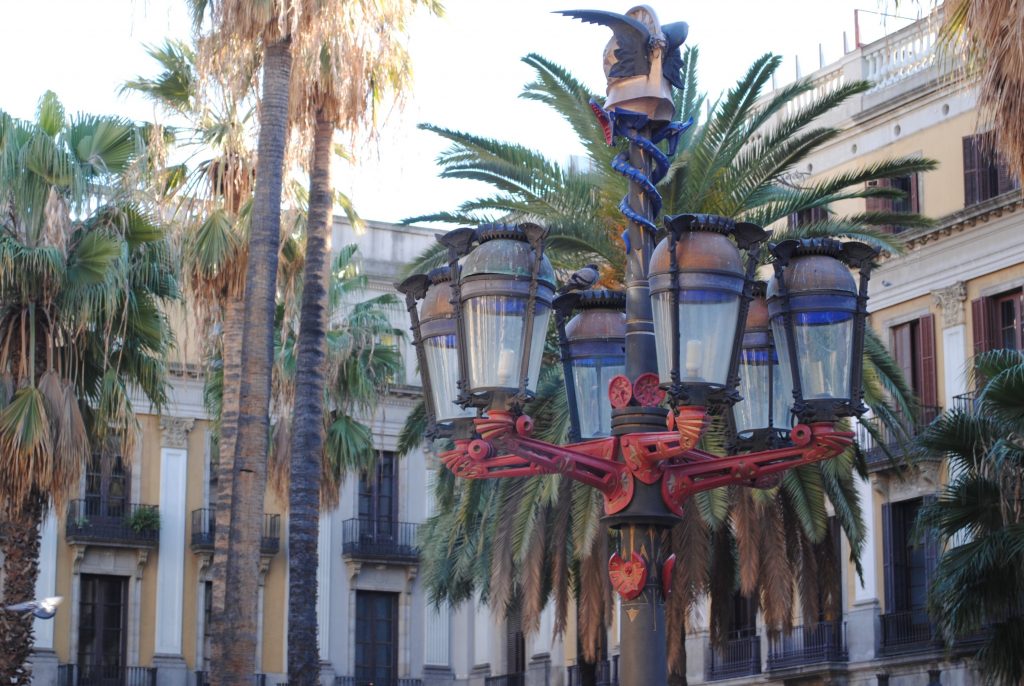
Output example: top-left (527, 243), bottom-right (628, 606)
top-left (0, 387), bottom-right (53, 507)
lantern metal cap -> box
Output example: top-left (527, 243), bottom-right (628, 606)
top-left (427, 266), bottom-right (452, 284)
top-left (771, 238), bottom-right (879, 268)
top-left (554, 288), bottom-right (626, 314)
top-left (664, 213), bottom-right (769, 249)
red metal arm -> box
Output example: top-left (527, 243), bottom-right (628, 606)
top-left (659, 422), bottom-right (854, 516)
top-left (439, 411), bottom-right (634, 514)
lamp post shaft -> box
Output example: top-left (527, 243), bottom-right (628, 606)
top-left (623, 121), bottom-right (659, 381)
top-left (615, 120), bottom-right (671, 684)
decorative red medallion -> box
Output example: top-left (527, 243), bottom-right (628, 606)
top-left (608, 552), bottom-right (648, 600)
top-left (662, 554), bottom-right (677, 599)
top-left (632, 373), bottom-right (665, 407)
top-left (608, 374), bottom-right (633, 408)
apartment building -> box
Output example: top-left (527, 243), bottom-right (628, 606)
top-left (673, 11), bottom-right (1023, 686)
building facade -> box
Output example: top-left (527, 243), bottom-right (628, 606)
top-left (13, 9), bottom-right (1024, 686)
top-left (677, 11), bottom-right (1023, 686)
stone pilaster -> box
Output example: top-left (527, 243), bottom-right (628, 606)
top-left (155, 416), bottom-right (194, 686)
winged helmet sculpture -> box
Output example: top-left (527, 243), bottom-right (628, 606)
top-left (559, 6), bottom-right (689, 121)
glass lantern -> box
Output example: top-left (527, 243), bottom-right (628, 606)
top-left (767, 238), bottom-right (878, 422)
top-left (554, 290), bottom-right (626, 441)
top-left (396, 267), bottom-right (476, 435)
top-left (649, 213), bottom-right (768, 407)
top-left (732, 281), bottom-right (793, 448)
top-left (453, 223), bottom-right (555, 403)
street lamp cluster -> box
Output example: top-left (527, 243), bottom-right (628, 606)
top-left (400, 222), bottom-right (874, 452)
top-left (397, 7), bottom-right (878, 684)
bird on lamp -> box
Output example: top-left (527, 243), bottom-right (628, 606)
top-left (558, 264), bottom-right (601, 294)
top-left (4, 596), bottom-right (63, 620)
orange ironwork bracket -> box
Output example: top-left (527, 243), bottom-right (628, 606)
top-left (659, 422), bottom-right (854, 515)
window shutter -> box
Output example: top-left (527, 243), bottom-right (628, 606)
top-left (963, 135), bottom-right (980, 206)
top-left (882, 502), bottom-right (895, 612)
top-left (865, 179), bottom-right (887, 214)
top-left (917, 314), bottom-right (938, 413)
top-left (996, 154), bottom-right (1020, 195)
top-left (971, 297), bottom-right (992, 354)
top-left (909, 172), bottom-right (920, 214)
top-left (891, 322), bottom-right (914, 391)
top-left (922, 494), bottom-right (940, 591)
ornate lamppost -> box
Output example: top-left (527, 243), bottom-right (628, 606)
top-left (398, 7), bottom-right (877, 685)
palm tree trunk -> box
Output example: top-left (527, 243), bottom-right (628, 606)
top-left (0, 491), bottom-right (45, 686)
top-left (286, 107), bottom-right (334, 686)
top-left (210, 36), bottom-right (292, 686)
top-left (209, 291), bottom-right (243, 613)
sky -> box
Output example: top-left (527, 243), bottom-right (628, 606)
top-left (0, 0), bottom-right (928, 225)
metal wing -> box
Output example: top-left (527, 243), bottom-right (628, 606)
top-left (557, 10), bottom-right (652, 78)
top-left (661, 22), bottom-right (690, 89)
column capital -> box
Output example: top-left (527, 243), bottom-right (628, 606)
top-left (932, 281), bottom-right (967, 327)
top-left (159, 416), bottom-right (195, 449)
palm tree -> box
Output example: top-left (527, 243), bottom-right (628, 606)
top-left (123, 41), bottom-right (260, 684)
top-left (402, 49), bottom-right (933, 680)
top-left (282, 2), bottom-right (439, 680)
top-left (0, 93), bottom-right (177, 684)
top-left (916, 349), bottom-right (1024, 685)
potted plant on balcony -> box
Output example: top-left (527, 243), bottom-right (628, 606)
top-left (125, 507), bottom-right (160, 535)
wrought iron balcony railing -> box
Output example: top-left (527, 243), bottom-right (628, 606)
top-left (64, 500), bottom-right (159, 548)
top-left (341, 518), bottom-right (419, 563)
top-left (953, 391), bottom-right (978, 414)
top-left (855, 404), bottom-right (941, 469)
top-left (190, 508), bottom-right (280, 556)
top-left (333, 678), bottom-right (424, 686)
top-left (484, 675), bottom-right (526, 686)
top-left (57, 664), bottom-right (157, 686)
top-left (567, 656), bottom-right (619, 686)
top-left (767, 621), bottom-right (848, 670)
top-left (706, 632), bottom-right (761, 681)
top-left (880, 609), bottom-right (941, 655)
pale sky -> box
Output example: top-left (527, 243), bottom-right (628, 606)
top-left (0, 0), bottom-right (925, 225)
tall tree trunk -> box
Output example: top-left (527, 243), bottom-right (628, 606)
top-left (286, 108), bottom-right (334, 686)
top-left (0, 492), bottom-right (45, 686)
top-left (209, 292), bottom-right (244, 613)
top-left (210, 36), bottom-right (292, 686)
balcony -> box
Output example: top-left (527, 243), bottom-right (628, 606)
top-left (767, 621), bottom-right (848, 670)
top-left (190, 509), bottom-right (280, 556)
top-left (341, 518), bottom-right (419, 564)
top-left (953, 391), bottom-right (978, 414)
top-left (484, 675), bottom-right (525, 686)
top-left (65, 500), bottom-right (159, 548)
top-left (333, 679), bottom-right (423, 686)
top-left (855, 405), bottom-right (941, 470)
top-left (706, 633), bottom-right (761, 681)
top-left (880, 609), bottom-right (941, 655)
top-left (567, 656), bottom-right (619, 686)
top-left (57, 664), bottom-right (156, 686)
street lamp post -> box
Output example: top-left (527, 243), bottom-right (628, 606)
top-left (397, 7), bottom-right (878, 685)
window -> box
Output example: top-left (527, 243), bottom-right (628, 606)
top-left (355, 591), bottom-right (398, 686)
top-left (866, 174), bottom-right (920, 233)
top-left (882, 498), bottom-right (933, 614)
top-left (889, 315), bottom-right (938, 416)
top-left (358, 452), bottom-right (397, 537)
top-left (729, 592), bottom-right (758, 639)
top-left (963, 132), bottom-right (1019, 207)
top-left (972, 290), bottom-right (1024, 353)
top-left (881, 497), bottom-right (939, 652)
top-left (505, 600), bottom-right (526, 677)
top-left (85, 450), bottom-right (129, 519)
top-left (787, 206), bottom-right (828, 229)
